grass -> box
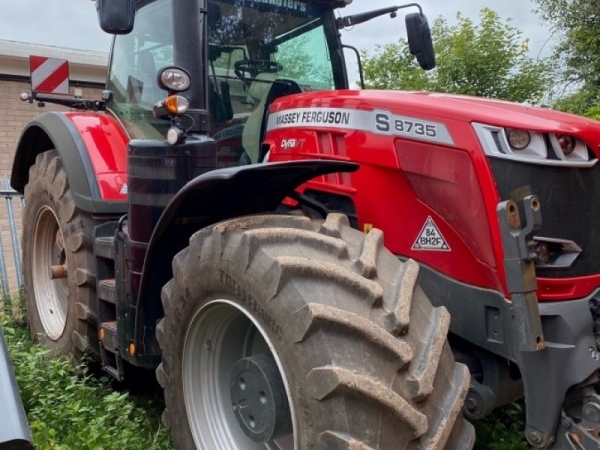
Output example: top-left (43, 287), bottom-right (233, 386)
top-left (473, 402), bottom-right (530, 449)
top-left (1, 294), bottom-right (529, 449)
top-left (1, 295), bottom-right (173, 450)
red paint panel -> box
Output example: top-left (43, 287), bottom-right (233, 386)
top-left (267, 95), bottom-right (503, 292)
top-left (396, 140), bottom-right (497, 270)
top-left (537, 275), bottom-right (600, 301)
top-left (63, 112), bottom-right (129, 201)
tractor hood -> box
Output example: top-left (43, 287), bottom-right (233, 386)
top-left (271, 90), bottom-right (600, 140)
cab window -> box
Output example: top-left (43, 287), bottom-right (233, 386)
top-left (108, 0), bottom-right (173, 139)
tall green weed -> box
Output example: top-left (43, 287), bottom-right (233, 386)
top-left (1, 302), bottom-right (172, 450)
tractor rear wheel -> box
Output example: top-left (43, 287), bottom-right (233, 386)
top-left (22, 150), bottom-right (100, 363)
top-left (156, 213), bottom-right (475, 449)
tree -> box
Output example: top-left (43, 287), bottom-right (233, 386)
top-left (533, 0), bottom-right (600, 115)
top-left (362, 8), bottom-right (552, 104)
top-left (551, 88), bottom-right (600, 117)
top-left (275, 33), bottom-right (333, 86)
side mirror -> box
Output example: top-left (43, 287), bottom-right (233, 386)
top-left (405, 13), bottom-right (436, 71)
top-left (96, 0), bottom-right (135, 35)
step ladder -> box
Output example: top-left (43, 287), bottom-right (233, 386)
top-left (93, 223), bottom-right (125, 381)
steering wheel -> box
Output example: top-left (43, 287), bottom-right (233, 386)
top-left (234, 60), bottom-right (283, 83)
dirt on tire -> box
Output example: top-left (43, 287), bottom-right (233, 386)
top-left (156, 213), bottom-right (475, 449)
top-left (23, 149), bottom-right (101, 363)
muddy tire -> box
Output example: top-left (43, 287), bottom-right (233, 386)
top-left (157, 213), bottom-right (474, 449)
top-left (23, 150), bottom-right (100, 362)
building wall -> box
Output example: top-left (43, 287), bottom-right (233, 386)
top-left (0, 41), bottom-right (107, 293)
top-left (0, 79), bottom-right (104, 180)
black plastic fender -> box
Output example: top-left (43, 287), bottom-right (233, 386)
top-left (10, 112), bottom-right (127, 215)
top-left (134, 159), bottom-right (359, 356)
top-left (0, 327), bottom-right (34, 450)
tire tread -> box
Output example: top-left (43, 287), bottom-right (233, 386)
top-left (157, 214), bottom-right (473, 449)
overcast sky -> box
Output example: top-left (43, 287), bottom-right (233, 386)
top-left (0, 0), bottom-right (555, 80)
top-left (344, 0), bottom-right (553, 56)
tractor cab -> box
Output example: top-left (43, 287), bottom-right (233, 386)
top-left (105, 0), bottom-right (347, 166)
top-left (99, 0), bottom-right (434, 166)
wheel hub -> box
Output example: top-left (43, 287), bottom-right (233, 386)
top-left (230, 354), bottom-right (292, 443)
top-left (32, 206), bottom-right (69, 340)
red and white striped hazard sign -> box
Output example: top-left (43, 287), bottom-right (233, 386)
top-left (29, 56), bottom-right (70, 95)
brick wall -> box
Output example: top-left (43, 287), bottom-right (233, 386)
top-left (0, 77), bottom-right (104, 293)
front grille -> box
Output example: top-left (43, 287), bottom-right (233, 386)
top-left (490, 158), bottom-right (600, 278)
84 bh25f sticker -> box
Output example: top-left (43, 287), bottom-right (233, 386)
top-left (412, 216), bottom-right (451, 251)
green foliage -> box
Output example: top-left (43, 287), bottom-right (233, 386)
top-left (0, 310), bottom-right (172, 450)
top-left (552, 88), bottom-right (595, 115)
top-left (534, 0), bottom-right (600, 88)
top-left (551, 89), bottom-right (600, 120)
top-left (552, 87), bottom-right (600, 116)
top-left (584, 105), bottom-right (600, 121)
top-left (473, 402), bottom-right (529, 449)
top-left (533, 0), bottom-right (600, 113)
top-left (362, 8), bottom-right (552, 104)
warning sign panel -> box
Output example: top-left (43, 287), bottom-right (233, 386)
top-left (412, 216), bottom-right (451, 251)
top-left (29, 55), bottom-right (70, 95)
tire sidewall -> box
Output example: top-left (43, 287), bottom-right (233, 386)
top-left (162, 256), bottom-right (316, 450)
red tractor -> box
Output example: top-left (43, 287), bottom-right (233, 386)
top-left (9, 0), bottom-right (600, 448)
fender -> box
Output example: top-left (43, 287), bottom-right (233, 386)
top-left (0, 327), bottom-right (33, 450)
top-left (10, 111), bottom-right (129, 214)
top-left (134, 159), bottom-right (359, 356)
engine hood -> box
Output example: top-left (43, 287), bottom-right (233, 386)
top-left (272, 89), bottom-right (600, 137)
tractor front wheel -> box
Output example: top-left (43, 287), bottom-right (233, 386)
top-left (157, 213), bottom-right (475, 449)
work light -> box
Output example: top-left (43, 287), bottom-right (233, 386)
top-left (158, 67), bottom-right (191, 92)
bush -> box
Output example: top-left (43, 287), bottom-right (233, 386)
top-left (1, 307), bottom-right (172, 450)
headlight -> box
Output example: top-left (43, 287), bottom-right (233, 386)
top-left (473, 122), bottom-right (597, 168)
top-left (557, 135), bottom-right (576, 155)
top-left (158, 67), bottom-right (191, 92)
top-left (507, 129), bottom-right (531, 150)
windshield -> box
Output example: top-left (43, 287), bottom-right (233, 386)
top-left (210, 0), bottom-right (335, 92)
top-left (107, 0), bottom-right (341, 163)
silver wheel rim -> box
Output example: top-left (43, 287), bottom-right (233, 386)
top-left (32, 206), bottom-right (68, 340)
top-left (183, 299), bottom-right (296, 450)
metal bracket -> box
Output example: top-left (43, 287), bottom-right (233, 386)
top-left (20, 91), bottom-right (106, 111)
top-left (554, 399), bottom-right (600, 449)
top-left (497, 195), bottom-right (545, 352)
